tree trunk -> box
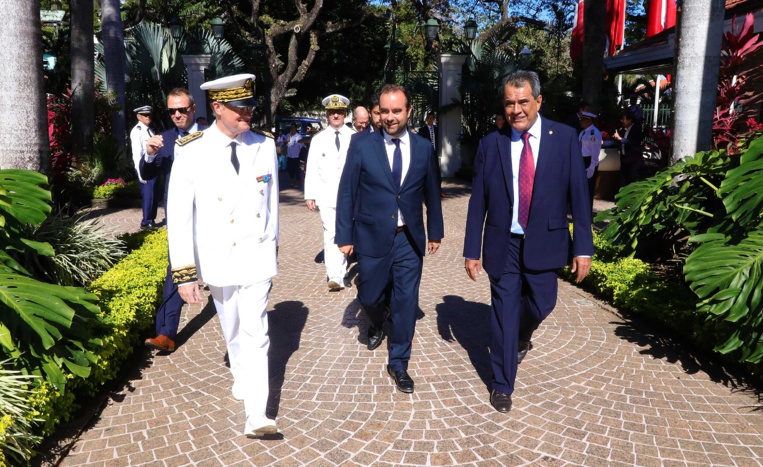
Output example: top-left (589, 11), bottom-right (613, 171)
top-left (0, 0), bottom-right (49, 172)
top-left (70, 0), bottom-right (95, 163)
top-left (102, 0), bottom-right (126, 147)
top-left (581, 0), bottom-right (607, 113)
top-left (671, 0), bottom-right (726, 161)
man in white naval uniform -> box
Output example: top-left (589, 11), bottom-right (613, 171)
top-left (304, 94), bottom-right (355, 290)
top-left (166, 74), bottom-right (280, 438)
top-left (129, 105), bottom-right (159, 229)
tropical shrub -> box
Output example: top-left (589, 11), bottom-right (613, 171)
top-left (0, 362), bottom-right (40, 466)
top-left (596, 135), bottom-right (763, 365)
top-left (15, 211), bottom-right (126, 287)
top-left (0, 170), bottom-right (103, 394)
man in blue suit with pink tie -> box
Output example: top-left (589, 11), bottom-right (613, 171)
top-left (463, 71), bottom-right (594, 413)
top-left (336, 84), bottom-right (443, 394)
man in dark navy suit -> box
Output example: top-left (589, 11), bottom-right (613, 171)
top-left (336, 84), bottom-right (443, 394)
top-left (140, 87), bottom-right (205, 352)
top-left (463, 71), bottom-right (593, 413)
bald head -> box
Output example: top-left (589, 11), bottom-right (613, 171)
top-left (353, 106), bottom-right (370, 132)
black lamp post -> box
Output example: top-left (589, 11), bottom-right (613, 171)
top-left (169, 16), bottom-right (184, 42)
top-left (464, 19), bottom-right (478, 41)
top-left (211, 17), bottom-right (225, 40)
top-left (425, 18), bottom-right (440, 41)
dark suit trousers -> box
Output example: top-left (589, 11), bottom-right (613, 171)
top-left (155, 264), bottom-right (184, 339)
top-left (139, 178), bottom-right (160, 226)
top-left (357, 229), bottom-right (423, 372)
top-left (489, 237), bottom-right (558, 394)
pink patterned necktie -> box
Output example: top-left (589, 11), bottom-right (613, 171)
top-left (518, 131), bottom-right (535, 229)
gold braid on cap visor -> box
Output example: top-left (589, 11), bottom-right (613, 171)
top-left (208, 79), bottom-right (254, 103)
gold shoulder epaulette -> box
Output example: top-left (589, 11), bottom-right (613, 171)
top-left (252, 128), bottom-right (274, 139)
top-left (176, 131), bottom-right (204, 146)
top-left (171, 265), bottom-right (198, 284)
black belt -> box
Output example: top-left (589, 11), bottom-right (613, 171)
top-left (510, 233), bottom-right (525, 239)
top-left (395, 225), bottom-right (407, 234)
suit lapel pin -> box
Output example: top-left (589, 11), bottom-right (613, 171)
top-left (549, 130), bottom-right (553, 135)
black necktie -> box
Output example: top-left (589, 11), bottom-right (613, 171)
top-left (230, 142), bottom-right (240, 174)
top-left (335, 131), bottom-right (341, 152)
top-left (147, 127), bottom-right (154, 137)
top-left (391, 138), bottom-right (402, 189)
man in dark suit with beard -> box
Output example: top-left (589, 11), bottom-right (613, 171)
top-left (336, 84), bottom-right (444, 394)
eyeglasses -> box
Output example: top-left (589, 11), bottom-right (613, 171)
top-left (167, 106), bottom-right (192, 115)
top-left (224, 103), bottom-right (256, 115)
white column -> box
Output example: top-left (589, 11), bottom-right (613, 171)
top-left (182, 54), bottom-right (212, 120)
top-left (437, 53), bottom-right (468, 177)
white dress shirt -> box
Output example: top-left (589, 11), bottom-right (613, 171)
top-left (382, 128), bottom-right (412, 226)
top-left (509, 117), bottom-right (542, 235)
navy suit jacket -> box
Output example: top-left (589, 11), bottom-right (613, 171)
top-left (139, 125), bottom-right (208, 181)
top-left (463, 118), bottom-right (594, 275)
top-left (336, 128), bottom-right (444, 258)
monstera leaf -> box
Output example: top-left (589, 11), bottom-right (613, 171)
top-left (719, 135), bottom-right (763, 226)
top-left (684, 228), bottom-right (763, 362)
top-left (0, 170), bottom-right (102, 391)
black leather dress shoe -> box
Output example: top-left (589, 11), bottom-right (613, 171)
top-left (490, 389), bottom-right (512, 413)
top-left (387, 366), bottom-right (414, 393)
top-left (367, 325), bottom-right (385, 351)
top-left (517, 340), bottom-right (533, 364)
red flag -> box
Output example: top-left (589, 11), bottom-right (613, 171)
top-left (606, 0), bottom-right (626, 56)
top-left (646, 0), bottom-right (664, 37)
top-left (665, 0), bottom-right (677, 30)
top-left (647, 0), bottom-right (677, 37)
top-left (570, 0), bottom-right (584, 62)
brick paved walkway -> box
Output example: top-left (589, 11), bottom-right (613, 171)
top-left (61, 177), bottom-right (763, 466)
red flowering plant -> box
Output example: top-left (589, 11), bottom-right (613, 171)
top-left (713, 13), bottom-right (763, 154)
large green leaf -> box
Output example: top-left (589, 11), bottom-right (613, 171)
top-left (684, 227), bottom-right (763, 359)
top-left (719, 135), bottom-right (763, 225)
top-left (0, 169), bottom-right (51, 225)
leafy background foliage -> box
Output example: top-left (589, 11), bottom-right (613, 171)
top-left (596, 135), bottom-right (763, 366)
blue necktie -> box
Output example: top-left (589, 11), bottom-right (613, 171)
top-left (391, 138), bottom-right (402, 189)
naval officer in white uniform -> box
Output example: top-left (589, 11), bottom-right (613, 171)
top-left (304, 94), bottom-right (355, 289)
top-left (166, 73), bottom-right (280, 438)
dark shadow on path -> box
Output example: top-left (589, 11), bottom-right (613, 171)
top-left (172, 296), bottom-right (217, 349)
top-left (435, 295), bottom-right (492, 390)
top-left (267, 301), bottom-right (309, 419)
top-left (613, 317), bottom-right (763, 410)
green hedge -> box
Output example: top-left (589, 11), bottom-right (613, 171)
top-left (27, 230), bottom-right (167, 435)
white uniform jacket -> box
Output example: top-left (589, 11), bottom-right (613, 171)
top-left (167, 123), bottom-right (279, 287)
top-left (304, 125), bottom-right (355, 207)
top-left (129, 122), bottom-right (152, 182)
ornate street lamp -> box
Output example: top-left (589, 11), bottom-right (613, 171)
top-left (464, 19), bottom-right (478, 41)
top-left (169, 16), bottom-right (184, 42)
top-left (211, 17), bottom-right (225, 40)
top-left (425, 18), bottom-right (440, 41)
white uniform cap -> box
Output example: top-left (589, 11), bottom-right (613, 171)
top-left (322, 94), bottom-right (350, 110)
top-left (580, 111), bottom-right (597, 119)
top-left (200, 73), bottom-right (257, 106)
top-left (133, 105), bottom-right (153, 114)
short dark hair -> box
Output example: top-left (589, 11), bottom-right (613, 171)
top-left (379, 84), bottom-right (412, 108)
top-left (168, 87), bottom-right (194, 105)
top-left (621, 109), bottom-right (636, 121)
top-left (502, 71), bottom-right (541, 98)
top-left (371, 93), bottom-right (380, 108)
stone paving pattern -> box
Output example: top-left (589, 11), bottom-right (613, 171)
top-left (62, 176), bottom-right (763, 466)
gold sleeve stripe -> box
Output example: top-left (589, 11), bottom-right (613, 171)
top-left (172, 265), bottom-right (198, 284)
